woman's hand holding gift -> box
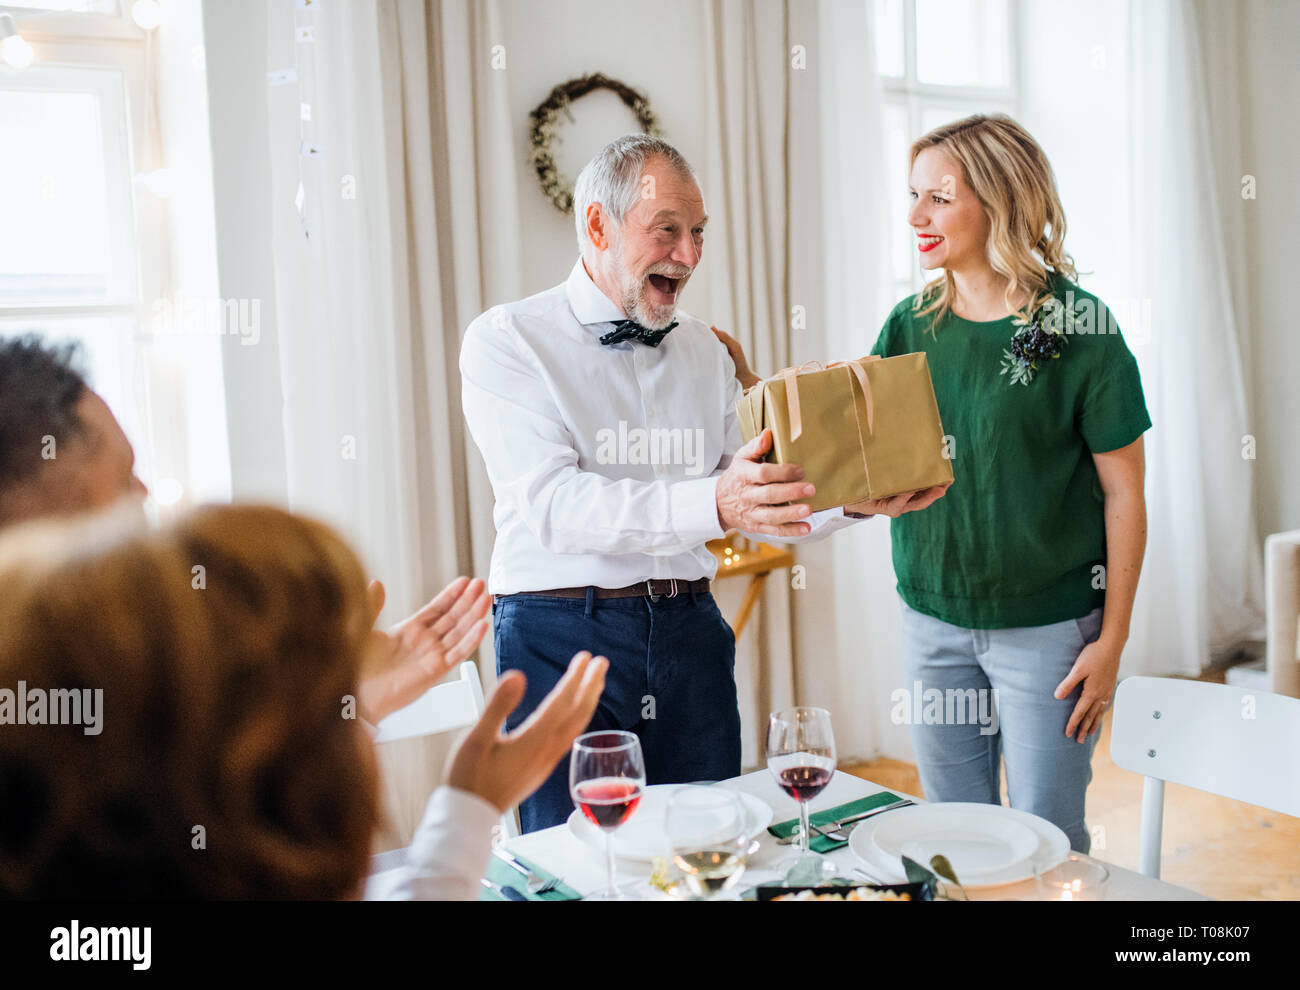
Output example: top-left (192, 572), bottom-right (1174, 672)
top-left (844, 482), bottom-right (952, 519)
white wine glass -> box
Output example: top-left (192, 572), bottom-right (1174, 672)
top-left (665, 785), bottom-right (749, 900)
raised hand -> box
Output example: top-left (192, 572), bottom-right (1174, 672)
top-left (715, 429), bottom-right (817, 538)
top-left (357, 576), bottom-right (491, 724)
top-left (447, 651), bottom-right (609, 813)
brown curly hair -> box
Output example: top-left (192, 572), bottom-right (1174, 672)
top-left (0, 503), bottom-right (379, 899)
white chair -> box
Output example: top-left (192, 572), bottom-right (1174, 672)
top-left (373, 659), bottom-right (519, 839)
top-left (1110, 675), bottom-right (1300, 878)
top-left (1264, 529), bottom-right (1300, 698)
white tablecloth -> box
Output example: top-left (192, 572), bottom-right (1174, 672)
top-left (505, 769), bottom-right (1209, 901)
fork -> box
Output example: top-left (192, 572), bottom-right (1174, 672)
top-left (815, 799), bottom-right (916, 842)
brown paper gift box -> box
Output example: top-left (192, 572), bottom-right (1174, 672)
top-left (735, 353), bottom-right (954, 512)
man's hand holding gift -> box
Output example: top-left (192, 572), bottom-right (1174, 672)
top-left (716, 428), bottom-right (820, 537)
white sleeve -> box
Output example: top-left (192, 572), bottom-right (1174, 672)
top-left (718, 374), bottom-right (862, 545)
top-left (460, 319), bottom-right (724, 556)
top-left (386, 786), bottom-right (499, 901)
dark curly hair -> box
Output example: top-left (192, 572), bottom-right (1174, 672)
top-left (0, 335), bottom-right (89, 490)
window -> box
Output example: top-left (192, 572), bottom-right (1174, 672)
top-left (872, 0), bottom-right (1019, 301)
top-left (0, 1), bottom-right (229, 511)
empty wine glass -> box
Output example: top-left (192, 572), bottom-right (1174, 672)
top-left (666, 785), bottom-right (750, 900)
top-left (570, 730), bottom-right (646, 901)
top-left (767, 706), bottom-right (836, 885)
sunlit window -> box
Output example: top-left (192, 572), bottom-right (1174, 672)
top-left (0, 1), bottom-right (229, 513)
top-left (872, 0), bottom-right (1018, 301)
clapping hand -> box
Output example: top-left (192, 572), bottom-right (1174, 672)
top-left (357, 576), bottom-right (491, 724)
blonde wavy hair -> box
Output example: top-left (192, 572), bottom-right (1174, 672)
top-left (0, 503), bottom-right (380, 898)
top-left (911, 114), bottom-right (1077, 326)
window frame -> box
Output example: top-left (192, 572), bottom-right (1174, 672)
top-left (0, 4), bottom-right (175, 503)
top-left (874, 0), bottom-right (1022, 299)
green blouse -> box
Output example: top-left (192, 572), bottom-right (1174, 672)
top-left (869, 277), bottom-right (1151, 629)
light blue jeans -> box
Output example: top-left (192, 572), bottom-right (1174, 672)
top-left (897, 596), bottom-right (1104, 853)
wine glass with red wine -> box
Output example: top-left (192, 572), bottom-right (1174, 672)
top-left (570, 730), bottom-right (646, 900)
top-left (766, 706), bottom-right (836, 885)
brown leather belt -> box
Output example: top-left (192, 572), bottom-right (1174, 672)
top-left (508, 578), bottom-right (710, 601)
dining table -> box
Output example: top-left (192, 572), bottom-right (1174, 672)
top-left (498, 769), bottom-right (1210, 901)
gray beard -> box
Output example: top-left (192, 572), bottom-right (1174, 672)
top-left (621, 281), bottom-right (678, 330)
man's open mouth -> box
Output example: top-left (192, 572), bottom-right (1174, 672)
top-left (648, 273), bottom-right (680, 296)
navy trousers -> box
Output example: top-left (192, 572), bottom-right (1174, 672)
top-left (491, 588), bottom-right (741, 833)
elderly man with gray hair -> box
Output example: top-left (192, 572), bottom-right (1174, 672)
top-left (460, 135), bottom-right (943, 834)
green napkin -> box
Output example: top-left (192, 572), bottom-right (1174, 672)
top-left (767, 792), bottom-right (903, 854)
top-left (478, 850), bottom-right (582, 901)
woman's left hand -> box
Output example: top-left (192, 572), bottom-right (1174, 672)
top-left (1053, 636), bottom-right (1124, 743)
top-left (712, 326), bottom-right (761, 390)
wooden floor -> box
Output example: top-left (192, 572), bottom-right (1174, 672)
top-left (843, 699), bottom-right (1300, 900)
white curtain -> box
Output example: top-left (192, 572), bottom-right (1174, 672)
top-left (815, 0), bottom-right (914, 764)
top-left (1019, 0), bottom-right (1265, 678)
top-left (701, 0), bottom-right (895, 765)
top-left (263, 0), bottom-right (519, 845)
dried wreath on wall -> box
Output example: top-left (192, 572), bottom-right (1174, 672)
top-left (529, 73), bottom-right (663, 215)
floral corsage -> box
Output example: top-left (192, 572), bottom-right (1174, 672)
top-left (999, 297), bottom-right (1082, 386)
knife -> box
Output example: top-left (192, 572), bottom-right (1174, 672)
top-left (492, 847), bottom-right (533, 880)
top-left (481, 877), bottom-right (529, 901)
top-left (776, 799), bottom-right (914, 845)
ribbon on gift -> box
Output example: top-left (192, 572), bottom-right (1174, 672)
top-left (776, 357), bottom-right (879, 441)
top-left (752, 357), bottom-right (879, 504)
top-left (739, 356), bottom-right (883, 503)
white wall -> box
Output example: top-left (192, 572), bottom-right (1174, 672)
top-left (495, 0), bottom-right (715, 318)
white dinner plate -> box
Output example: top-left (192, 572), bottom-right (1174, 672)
top-left (567, 783), bottom-right (774, 863)
top-left (849, 802), bottom-right (1069, 888)
top-left (871, 805), bottom-right (1039, 880)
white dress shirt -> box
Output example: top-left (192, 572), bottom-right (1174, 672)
top-left (375, 786), bottom-right (499, 901)
top-left (359, 718), bottom-right (497, 901)
top-left (460, 258), bottom-right (857, 594)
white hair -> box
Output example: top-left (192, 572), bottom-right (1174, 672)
top-left (573, 134), bottom-right (699, 251)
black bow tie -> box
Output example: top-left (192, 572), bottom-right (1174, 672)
top-left (599, 319), bottom-right (678, 348)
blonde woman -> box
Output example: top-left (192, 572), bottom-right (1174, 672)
top-left (718, 114), bottom-right (1148, 852)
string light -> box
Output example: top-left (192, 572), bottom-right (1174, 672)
top-left (152, 478), bottom-right (184, 507)
top-left (135, 168), bottom-right (173, 198)
top-left (0, 14), bottom-right (35, 71)
top-left (130, 0), bottom-right (162, 32)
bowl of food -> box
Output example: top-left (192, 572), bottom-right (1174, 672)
top-left (755, 882), bottom-right (930, 902)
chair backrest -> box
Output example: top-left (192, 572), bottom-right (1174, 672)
top-left (1264, 529), bottom-right (1300, 698)
top-left (1110, 675), bottom-right (1300, 817)
top-left (371, 659), bottom-right (519, 839)
top-left (373, 660), bottom-right (485, 743)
